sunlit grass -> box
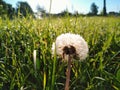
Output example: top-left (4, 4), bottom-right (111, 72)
top-left (0, 16), bottom-right (120, 90)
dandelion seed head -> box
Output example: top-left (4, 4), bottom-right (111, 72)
top-left (52, 33), bottom-right (89, 61)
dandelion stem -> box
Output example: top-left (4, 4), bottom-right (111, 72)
top-left (65, 55), bottom-right (72, 90)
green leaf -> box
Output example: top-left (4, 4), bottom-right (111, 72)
top-left (116, 69), bottom-right (120, 81)
top-left (36, 59), bottom-right (40, 70)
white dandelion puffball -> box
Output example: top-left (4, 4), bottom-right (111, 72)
top-left (52, 33), bottom-right (89, 61)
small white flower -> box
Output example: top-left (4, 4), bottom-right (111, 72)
top-left (33, 50), bottom-right (37, 70)
top-left (52, 33), bottom-right (88, 61)
top-left (51, 42), bottom-right (55, 56)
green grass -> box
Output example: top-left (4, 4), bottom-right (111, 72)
top-left (0, 16), bottom-right (120, 90)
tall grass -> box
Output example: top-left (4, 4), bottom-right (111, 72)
top-left (0, 16), bottom-right (120, 90)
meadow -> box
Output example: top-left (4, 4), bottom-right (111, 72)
top-left (0, 16), bottom-right (120, 90)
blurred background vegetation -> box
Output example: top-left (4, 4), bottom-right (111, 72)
top-left (0, 0), bottom-right (120, 19)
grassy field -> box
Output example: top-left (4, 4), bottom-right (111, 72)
top-left (0, 16), bottom-right (120, 90)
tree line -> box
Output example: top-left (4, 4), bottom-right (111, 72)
top-left (0, 0), bottom-right (15, 18)
top-left (0, 0), bottom-right (120, 19)
top-left (0, 0), bottom-right (34, 19)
